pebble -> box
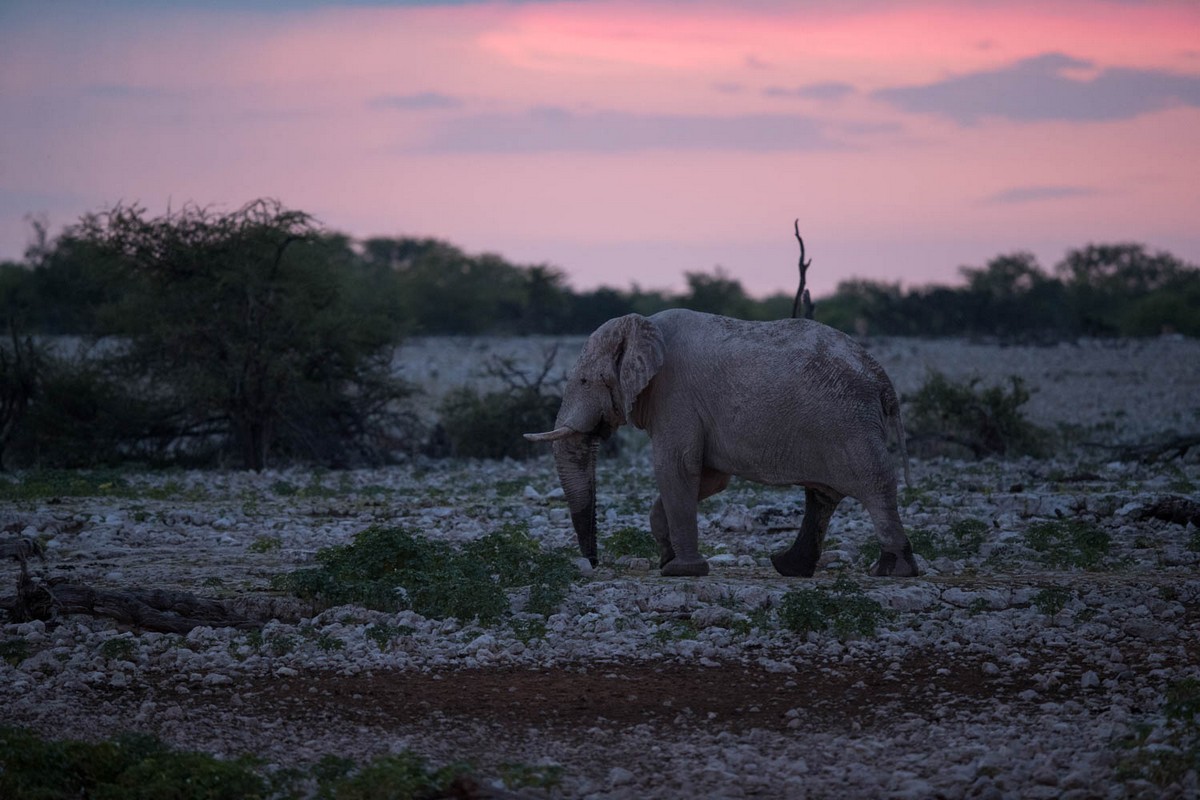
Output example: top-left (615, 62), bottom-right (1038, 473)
top-left (1, 335), bottom-right (1197, 799)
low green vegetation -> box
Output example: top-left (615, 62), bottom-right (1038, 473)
top-left (0, 726), bottom-right (558, 799)
top-left (906, 371), bottom-right (1048, 458)
top-left (271, 523), bottom-right (578, 623)
top-left (436, 349), bottom-right (562, 461)
top-left (1024, 519), bottom-right (1111, 570)
top-left (0, 638), bottom-right (30, 666)
top-left (1031, 586), bottom-right (1074, 615)
top-left (601, 526), bottom-right (659, 561)
top-left (778, 575), bottom-right (889, 639)
top-left (0, 727), bottom-right (269, 800)
top-left (0, 470), bottom-right (205, 502)
top-left (1116, 678), bottom-right (1200, 788)
top-left (438, 386), bottom-right (558, 460)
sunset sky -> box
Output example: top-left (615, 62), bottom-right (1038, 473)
top-left (2, 0), bottom-right (1198, 297)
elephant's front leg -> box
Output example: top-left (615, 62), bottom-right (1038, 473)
top-left (650, 468), bottom-right (729, 571)
top-left (771, 487), bottom-right (843, 577)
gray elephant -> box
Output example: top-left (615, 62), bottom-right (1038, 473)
top-left (525, 308), bottom-right (918, 578)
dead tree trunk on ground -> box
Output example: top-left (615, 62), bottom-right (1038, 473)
top-left (1, 536), bottom-right (301, 633)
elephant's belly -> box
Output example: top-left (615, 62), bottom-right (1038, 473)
top-left (705, 430), bottom-right (877, 492)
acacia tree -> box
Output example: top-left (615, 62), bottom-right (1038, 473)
top-left (76, 199), bottom-right (408, 470)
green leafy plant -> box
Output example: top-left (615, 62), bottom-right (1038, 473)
top-left (906, 371), bottom-right (1049, 458)
top-left (100, 637), bottom-right (136, 662)
top-left (436, 347), bottom-right (563, 461)
top-left (321, 752), bottom-right (470, 800)
top-left (0, 638), bottom-right (30, 666)
top-left (0, 726), bottom-right (492, 800)
top-left (272, 524), bottom-right (577, 624)
top-left (601, 526), bottom-right (659, 561)
top-left (248, 535), bottom-right (282, 553)
top-left (498, 762), bottom-right (565, 791)
top-left (1031, 586), bottom-right (1073, 615)
top-left (1116, 678), bottom-right (1200, 787)
top-left (778, 575), bottom-right (888, 638)
top-left (0, 727), bottom-right (269, 800)
top-left (1024, 519), bottom-right (1111, 569)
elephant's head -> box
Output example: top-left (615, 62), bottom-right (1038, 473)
top-left (525, 314), bottom-right (664, 565)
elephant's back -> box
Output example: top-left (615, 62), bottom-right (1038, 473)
top-left (651, 309), bottom-right (885, 397)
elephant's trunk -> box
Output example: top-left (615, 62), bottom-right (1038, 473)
top-left (552, 434), bottom-right (599, 566)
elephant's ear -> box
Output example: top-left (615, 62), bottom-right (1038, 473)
top-left (611, 314), bottom-right (664, 426)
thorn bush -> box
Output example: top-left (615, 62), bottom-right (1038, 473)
top-left (906, 370), bottom-right (1049, 458)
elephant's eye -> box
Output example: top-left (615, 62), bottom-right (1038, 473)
top-left (580, 378), bottom-right (588, 386)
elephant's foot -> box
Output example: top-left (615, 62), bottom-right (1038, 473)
top-left (661, 557), bottom-right (710, 577)
top-left (770, 549), bottom-right (817, 578)
top-left (656, 542), bottom-right (676, 570)
top-left (870, 543), bottom-right (919, 577)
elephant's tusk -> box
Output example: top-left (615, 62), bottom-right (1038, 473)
top-left (524, 426), bottom-right (577, 442)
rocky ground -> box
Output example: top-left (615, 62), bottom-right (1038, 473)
top-left (2, 335), bottom-right (1199, 798)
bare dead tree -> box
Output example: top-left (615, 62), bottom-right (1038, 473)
top-left (483, 343), bottom-right (562, 395)
top-left (790, 220), bottom-right (815, 320)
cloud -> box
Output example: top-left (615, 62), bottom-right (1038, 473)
top-left (983, 185), bottom-right (1098, 205)
top-left (83, 83), bottom-right (183, 100)
top-left (875, 52), bottom-right (1200, 123)
top-left (419, 106), bottom-right (845, 153)
top-left (371, 92), bottom-right (463, 111)
top-left (764, 82), bottom-right (856, 101)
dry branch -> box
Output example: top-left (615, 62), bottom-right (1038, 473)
top-left (791, 220), bottom-right (814, 320)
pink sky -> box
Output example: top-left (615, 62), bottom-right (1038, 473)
top-left (1, 0), bottom-right (1198, 298)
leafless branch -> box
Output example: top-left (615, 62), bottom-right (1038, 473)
top-left (791, 220), bottom-right (814, 320)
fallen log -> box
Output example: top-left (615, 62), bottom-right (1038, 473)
top-left (0, 536), bottom-right (43, 563)
top-left (1138, 495), bottom-right (1200, 527)
top-left (1087, 433), bottom-right (1200, 463)
top-left (2, 536), bottom-right (303, 633)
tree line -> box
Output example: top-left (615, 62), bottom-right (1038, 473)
top-left (0, 199), bottom-right (1196, 471)
top-left (6, 210), bottom-right (1198, 341)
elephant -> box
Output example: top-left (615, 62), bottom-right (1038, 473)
top-left (525, 308), bottom-right (918, 578)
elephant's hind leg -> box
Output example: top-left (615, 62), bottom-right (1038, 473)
top-left (863, 494), bottom-right (919, 577)
top-left (771, 487), bottom-right (842, 577)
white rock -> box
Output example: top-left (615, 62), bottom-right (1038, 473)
top-left (608, 766), bottom-right (635, 786)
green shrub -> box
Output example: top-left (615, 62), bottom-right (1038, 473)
top-left (1024, 519), bottom-right (1111, 569)
top-left (946, 518), bottom-right (990, 556)
top-left (327, 752), bottom-right (469, 800)
top-left (437, 386), bottom-right (559, 460)
top-left (0, 638), bottom-right (30, 666)
top-left (1116, 678), bottom-right (1200, 787)
top-left (778, 575), bottom-right (888, 638)
top-left (1031, 586), bottom-right (1073, 615)
top-left (272, 524), bottom-right (577, 623)
top-left (0, 727), bottom-right (268, 800)
top-left (906, 371), bottom-right (1049, 458)
top-left (0, 727), bottom-right (493, 800)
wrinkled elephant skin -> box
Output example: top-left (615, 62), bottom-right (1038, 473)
top-left (526, 309), bottom-right (918, 579)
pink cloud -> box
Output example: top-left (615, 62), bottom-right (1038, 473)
top-left (0, 0), bottom-right (1197, 296)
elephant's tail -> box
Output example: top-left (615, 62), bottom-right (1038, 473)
top-left (881, 384), bottom-right (911, 487)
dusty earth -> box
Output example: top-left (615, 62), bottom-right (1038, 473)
top-left (2, 334), bottom-right (1200, 798)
